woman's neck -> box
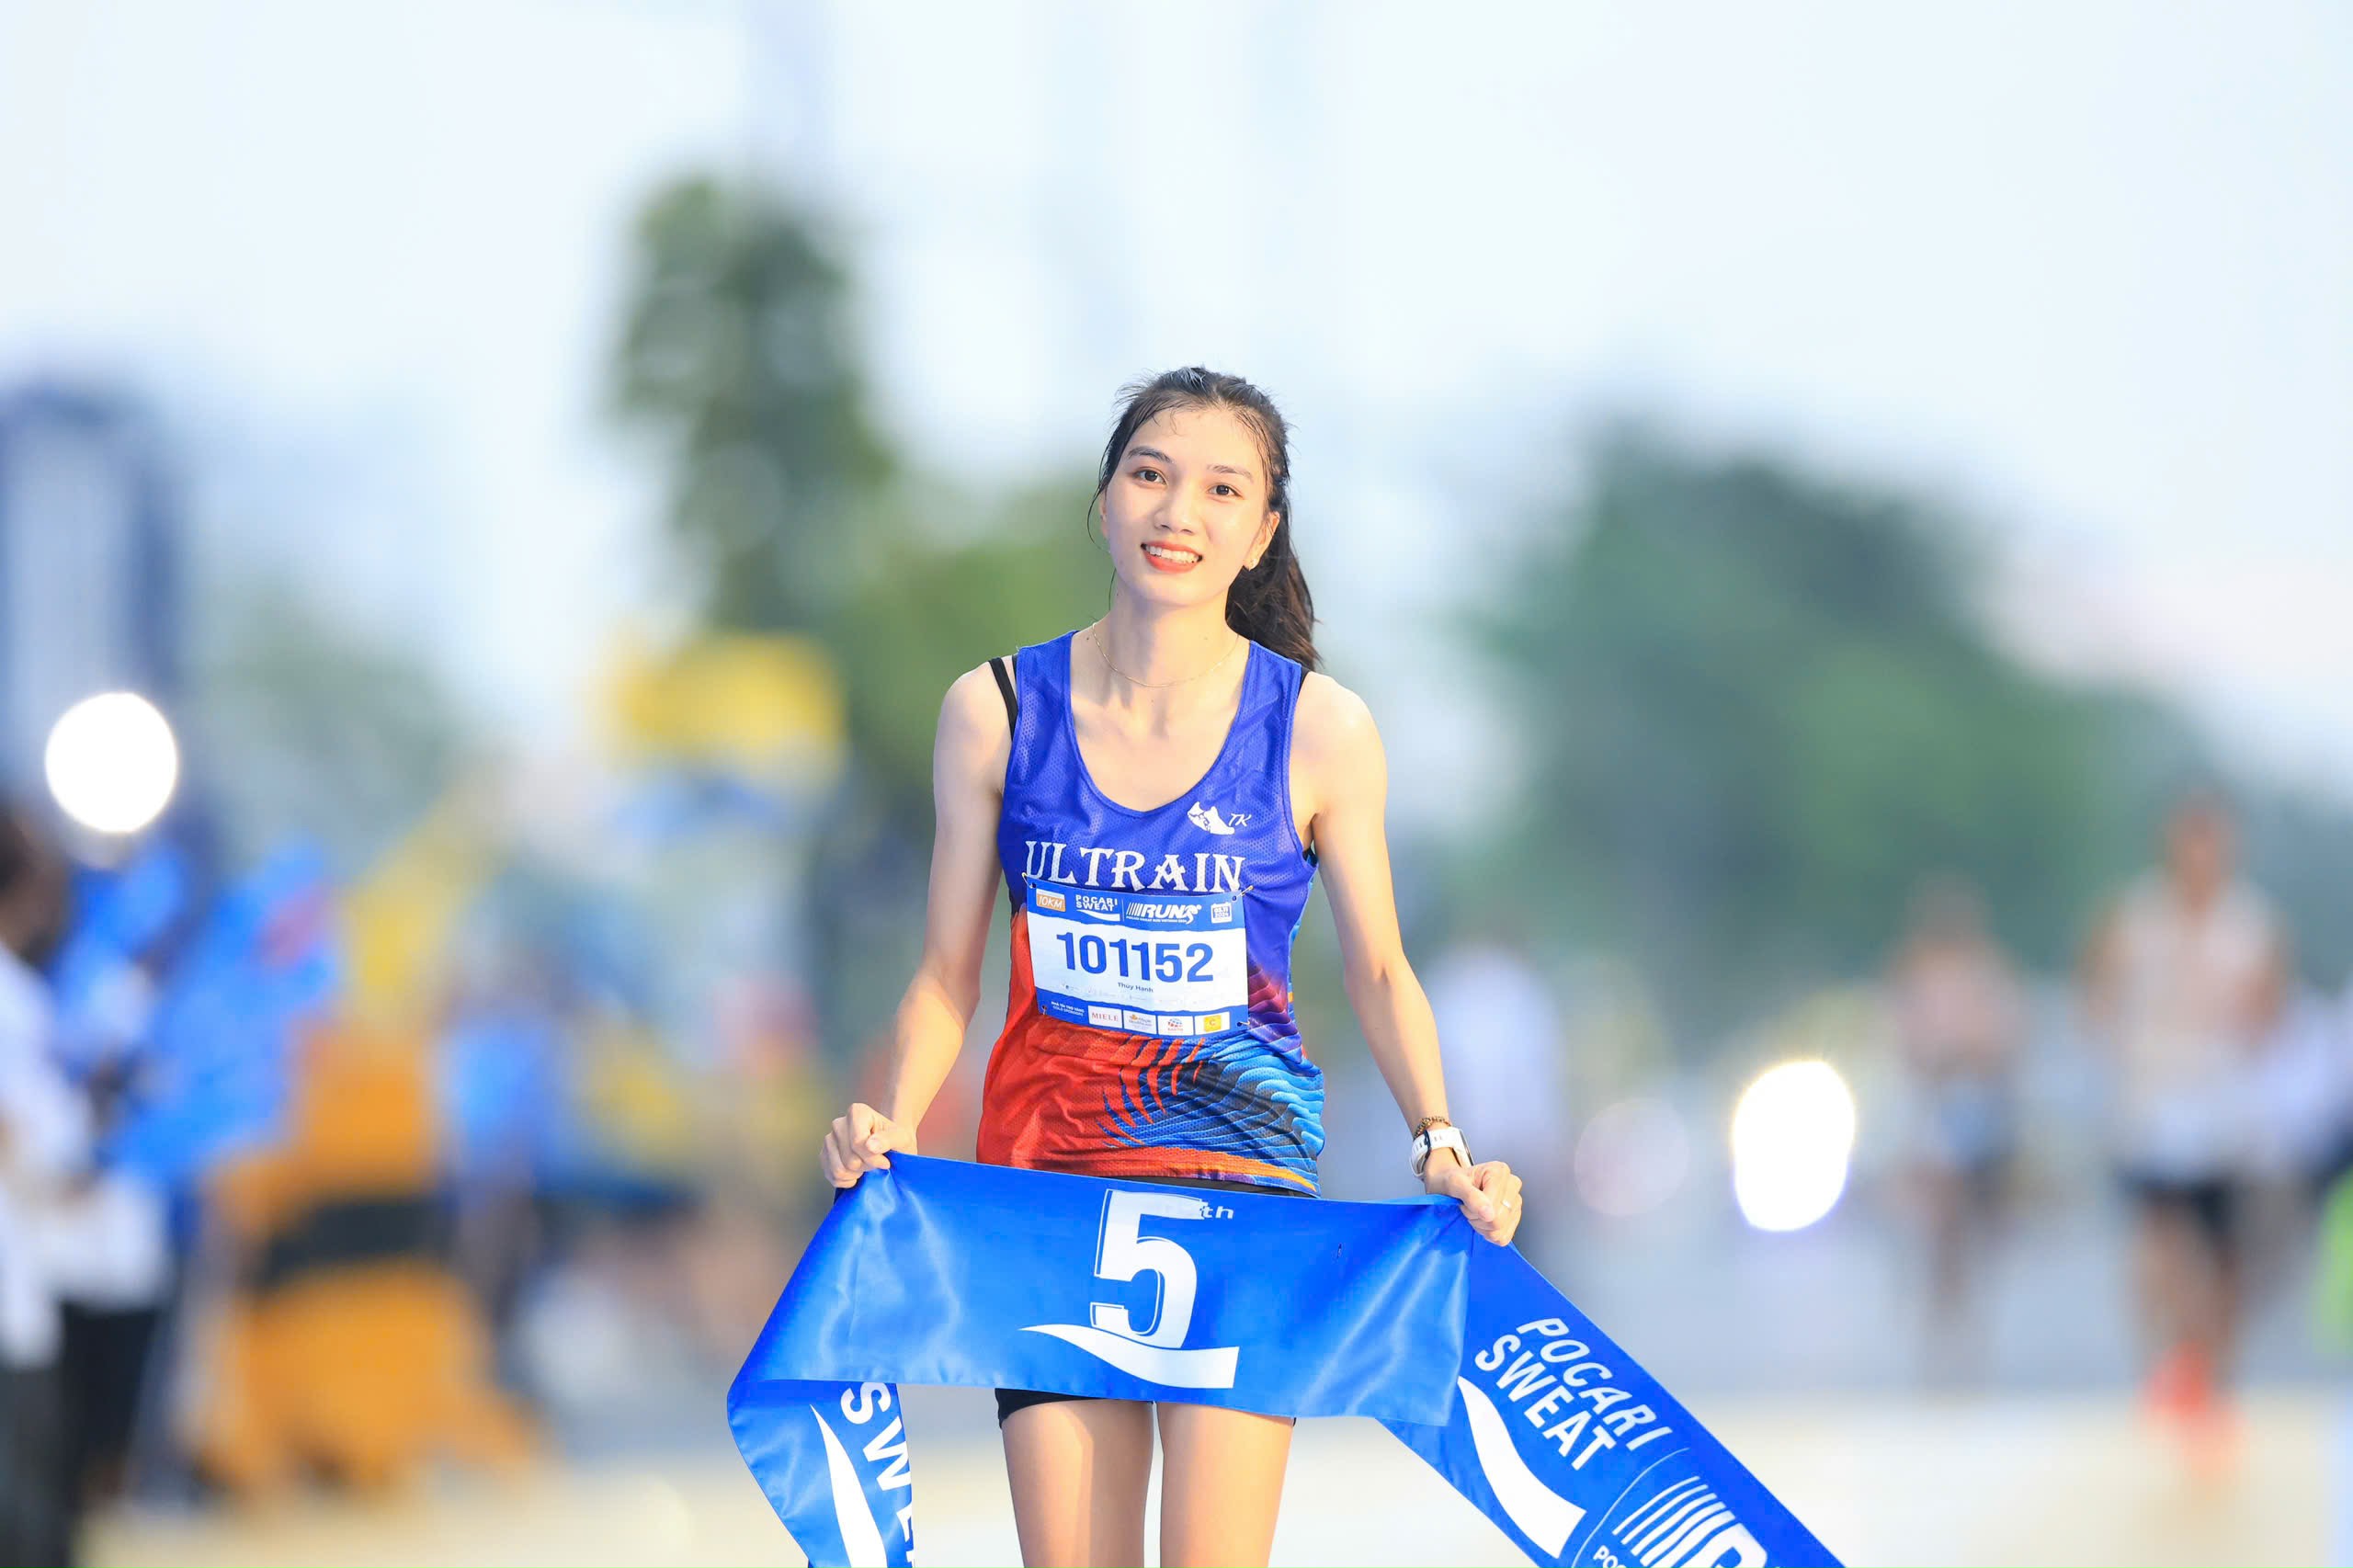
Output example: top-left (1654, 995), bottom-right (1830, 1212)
top-left (1094, 597), bottom-right (1237, 680)
top-left (1081, 597), bottom-right (1246, 717)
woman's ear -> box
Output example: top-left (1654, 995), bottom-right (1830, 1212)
top-left (1249, 510), bottom-right (1281, 568)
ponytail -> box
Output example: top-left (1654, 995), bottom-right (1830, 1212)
top-left (1223, 477), bottom-right (1316, 671)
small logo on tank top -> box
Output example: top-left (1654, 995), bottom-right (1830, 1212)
top-left (1188, 801), bottom-right (1247, 835)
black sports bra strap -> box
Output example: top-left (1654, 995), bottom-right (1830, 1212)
top-left (989, 653), bottom-right (1021, 918)
top-left (988, 654), bottom-right (1018, 733)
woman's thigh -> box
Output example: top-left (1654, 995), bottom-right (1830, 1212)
top-left (1001, 1397), bottom-right (1154, 1568)
top-left (1156, 1401), bottom-right (1295, 1568)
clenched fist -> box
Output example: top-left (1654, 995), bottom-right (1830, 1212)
top-left (1425, 1156), bottom-right (1524, 1246)
top-left (822, 1102), bottom-right (918, 1189)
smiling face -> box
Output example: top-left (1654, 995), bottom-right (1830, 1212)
top-left (1096, 404), bottom-right (1280, 609)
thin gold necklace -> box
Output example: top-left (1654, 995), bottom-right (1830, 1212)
top-left (1090, 625), bottom-right (1245, 689)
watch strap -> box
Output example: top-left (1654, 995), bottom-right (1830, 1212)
top-left (1413, 1123), bottom-right (1470, 1178)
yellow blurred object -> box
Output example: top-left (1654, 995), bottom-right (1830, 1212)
top-left (606, 627), bottom-right (847, 783)
top-left (196, 1022), bottom-right (536, 1495)
top-left (711, 1056), bottom-right (831, 1210)
top-left (288, 1023), bottom-right (439, 1186)
top-left (577, 1022), bottom-right (698, 1176)
top-left (192, 1264), bottom-right (535, 1495)
top-left (208, 1022), bottom-right (438, 1234)
top-left (340, 792), bottom-right (496, 1030)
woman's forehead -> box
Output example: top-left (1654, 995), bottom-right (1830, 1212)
top-left (1127, 405), bottom-right (1262, 472)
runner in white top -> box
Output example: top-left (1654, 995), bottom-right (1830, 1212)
top-left (2080, 794), bottom-right (2288, 1439)
top-left (0, 810), bottom-right (87, 1564)
top-left (1887, 875), bottom-right (2024, 1381)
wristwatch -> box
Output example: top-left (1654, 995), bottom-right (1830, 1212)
top-left (1412, 1118), bottom-right (1470, 1179)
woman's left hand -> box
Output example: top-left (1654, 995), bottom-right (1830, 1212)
top-left (1425, 1156), bottom-right (1523, 1246)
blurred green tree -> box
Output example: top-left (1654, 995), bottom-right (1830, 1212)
top-left (610, 176), bottom-right (1111, 1056)
top-left (833, 476), bottom-right (1109, 816)
top-left (2230, 790), bottom-right (2353, 991)
top-left (611, 176), bottom-right (1109, 816)
top-left (1461, 429), bottom-right (2167, 1033)
top-left (614, 176), bottom-right (898, 631)
top-left (192, 578), bottom-right (466, 871)
top-left (812, 476), bottom-right (1111, 1054)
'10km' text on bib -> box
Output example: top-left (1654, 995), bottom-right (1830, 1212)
top-left (1026, 880), bottom-right (1246, 1039)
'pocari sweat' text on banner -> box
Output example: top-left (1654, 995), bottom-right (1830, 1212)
top-left (727, 1155), bottom-right (1838, 1567)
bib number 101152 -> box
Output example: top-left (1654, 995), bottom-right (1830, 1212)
top-left (1025, 881), bottom-right (1247, 1039)
top-left (1053, 933), bottom-right (1214, 984)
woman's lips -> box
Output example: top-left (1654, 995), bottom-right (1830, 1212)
top-left (1142, 541), bottom-right (1201, 573)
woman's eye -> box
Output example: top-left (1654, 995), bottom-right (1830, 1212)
top-left (1213, 483), bottom-right (1240, 497)
top-left (1131, 466), bottom-right (1162, 483)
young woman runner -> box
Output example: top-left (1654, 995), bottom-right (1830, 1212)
top-left (820, 366), bottom-right (1525, 1568)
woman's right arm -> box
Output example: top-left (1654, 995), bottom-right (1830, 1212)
top-left (821, 663), bottom-right (1012, 1188)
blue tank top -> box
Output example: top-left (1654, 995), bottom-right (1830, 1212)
top-left (977, 628), bottom-right (1325, 1193)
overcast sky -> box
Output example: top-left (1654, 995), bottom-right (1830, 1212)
top-left (4, 0), bottom-right (2347, 821)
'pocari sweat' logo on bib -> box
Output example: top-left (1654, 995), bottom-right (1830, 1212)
top-left (1023, 1188), bottom-right (1241, 1388)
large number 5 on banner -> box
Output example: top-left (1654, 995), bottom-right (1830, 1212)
top-left (1090, 1188), bottom-right (1204, 1347)
top-left (1022, 1187), bottom-right (1242, 1388)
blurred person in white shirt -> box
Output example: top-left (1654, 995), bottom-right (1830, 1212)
top-left (2243, 985), bottom-right (2353, 1190)
top-left (2081, 793), bottom-right (2288, 1442)
top-left (43, 950), bottom-right (174, 1515)
top-left (0, 808), bottom-right (90, 1563)
top-left (1886, 875), bottom-right (2026, 1381)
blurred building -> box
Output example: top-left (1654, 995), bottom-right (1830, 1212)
top-left (0, 383), bottom-right (183, 796)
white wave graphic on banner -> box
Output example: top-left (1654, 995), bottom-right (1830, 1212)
top-left (1458, 1376), bottom-right (1586, 1556)
top-left (812, 1412), bottom-right (888, 1567)
top-left (1022, 1323), bottom-right (1241, 1387)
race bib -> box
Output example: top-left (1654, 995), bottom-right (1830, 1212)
top-left (1026, 881), bottom-right (1247, 1039)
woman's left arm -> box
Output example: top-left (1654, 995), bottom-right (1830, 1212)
top-left (1294, 675), bottom-right (1524, 1245)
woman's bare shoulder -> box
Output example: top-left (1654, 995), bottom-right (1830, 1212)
top-left (1294, 669), bottom-right (1378, 746)
top-left (938, 658), bottom-right (1017, 782)
top-left (1291, 669), bottom-right (1381, 786)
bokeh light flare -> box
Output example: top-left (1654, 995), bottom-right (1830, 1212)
top-left (1730, 1060), bottom-right (1856, 1232)
top-left (44, 690), bottom-right (180, 835)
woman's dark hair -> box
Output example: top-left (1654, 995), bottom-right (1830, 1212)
top-left (1092, 366), bottom-right (1318, 671)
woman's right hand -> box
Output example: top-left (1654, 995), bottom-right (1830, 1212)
top-left (822, 1102), bottom-right (917, 1189)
